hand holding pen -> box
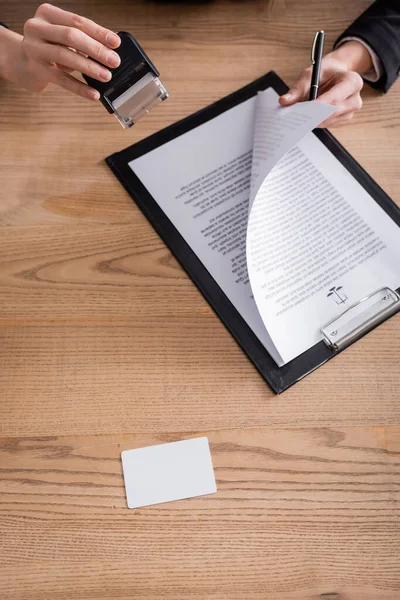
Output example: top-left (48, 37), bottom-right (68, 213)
top-left (279, 33), bottom-right (371, 128)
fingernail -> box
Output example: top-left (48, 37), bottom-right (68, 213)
top-left (89, 89), bottom-right (100, 101)
top-left (106, 32), bottom-right (120, 47)
top-left (282, 93), bottom-right (292, 100)
top-left (108, 52), bottom-right (120, 68)
top-left (99, 69), bottom-right (112, 82)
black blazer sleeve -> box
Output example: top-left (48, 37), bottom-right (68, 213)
top-left (335, 0), bottom-right (400, 92)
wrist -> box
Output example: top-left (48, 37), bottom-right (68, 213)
top-left (0, 27), bottom-right (25, 84)
top-left (332, 41), bottom-right (373, 75)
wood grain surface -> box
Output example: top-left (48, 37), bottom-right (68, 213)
top-left (1, 428), bottom-right (400, 599)
top-left (0, 0), bottom-right (399, 598)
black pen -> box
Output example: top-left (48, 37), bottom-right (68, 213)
top-left (309, 31), bottom-right (325, 100)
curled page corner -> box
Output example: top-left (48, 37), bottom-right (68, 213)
top-left (248, 90), bottom-right (337, 214)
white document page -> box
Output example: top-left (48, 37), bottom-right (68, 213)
top-left (130, 95), bottom-right (282, 362)
top-left (246, 99), bottom-right (400, 363)
top-left (129, 91), bottom-right (335, 366)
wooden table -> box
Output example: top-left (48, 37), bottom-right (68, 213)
top-left (1, 1), bottom-right (399, 598)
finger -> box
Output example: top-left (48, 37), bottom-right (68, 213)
top-left (317, 71), bottom-right (363, 106)
top-left (24, 19), bottom-right (120, 68)
top-left (56, 64), bottom-right (74, 74)
top-left (342, 92), bottom-right (363, 113)
top-left (318, 96), bottom-right (361, 128)
top-left (70, 48), bottom-right (89, 58)
top-left (316, 89), bottom-right (363, 128)
top-left (53, 69), bottom-right (100, 100)
top-left (334, 111), bottom-right (356, 126)
top-left (36, 42), bottom-right (112, 82)
top-left (53, 48), bottom-right (86, 71)
top-left (33, 60), bottom-right (100, 99)
top-left (35, 3), bottom-right (121, 49)
top-left (316, 74), bottom-right (338, 96)
top-left (280, 66), bottom-right (312, 105)
top-left (319, 111), bottom-right (356, 129)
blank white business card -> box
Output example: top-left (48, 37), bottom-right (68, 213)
top-left (121, 437), bottom-right (217, 509)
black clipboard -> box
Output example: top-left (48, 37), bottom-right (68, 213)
top-left (106, 71), bottom-right (400, 394)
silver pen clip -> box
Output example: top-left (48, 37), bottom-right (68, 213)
top-left (311, 30), bottom-right (324, 64)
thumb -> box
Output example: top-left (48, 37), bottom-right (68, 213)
top-left (279, 87), bottom-right (302, 105)
top-left (279, 68), bottom-right (312, 105)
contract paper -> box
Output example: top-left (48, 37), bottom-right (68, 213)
top-left (129, 89), bottom-right (400, 365)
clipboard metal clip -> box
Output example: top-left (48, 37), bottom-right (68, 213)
top-left (321, 287), bottom-right (400, 351)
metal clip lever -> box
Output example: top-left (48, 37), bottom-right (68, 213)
top-left (321, 287), bottom-right (400, 351)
